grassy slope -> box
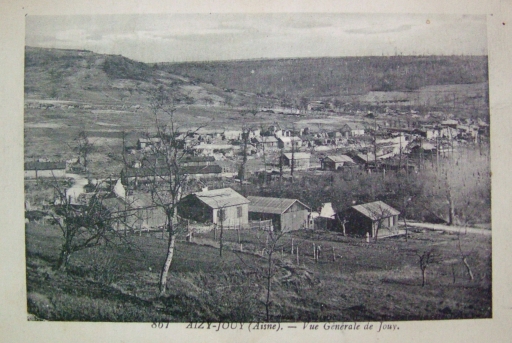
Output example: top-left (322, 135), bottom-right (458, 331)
top-left (26, 222), bottom-right (491, 322)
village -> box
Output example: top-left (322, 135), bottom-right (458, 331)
top-left (24, 106), bottom-right (489, 240)
top-left (23, 45), bottom-right (491, 323)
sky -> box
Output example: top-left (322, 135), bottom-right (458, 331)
top-left (26, 13), bottom-right (488, 63)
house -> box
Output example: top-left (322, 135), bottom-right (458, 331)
top-left (192, 143), bottom-right (238, 156)
top-left (179, 155), bottom-right (215, 167)
top-left (282, 152), bottom-right (311, 170)
top-left (101, 193), bottom-right (168, 232)
top-left (277, 136), bottom-right (302, 149)
top-left (340, 123), bottom-right (365, 137)
top-left (247, 196), bottom-right (311, 232)
top-left (137, 137), bottom-right (161, 150)
top-left (178, 188), bottom-right (249, 228)
top-left (85, 178), bottom-right (126, 199)
top-left (24, 161), bottom-right (66, 179)
top-left (321, 155), bottom-right (355, 171)
top-left (340, 201), bottom-right (400, 238)
top-left (441, 119), bottom-right (459, 128)
top-left (222, 130), bottom-right (243, 140)
top-left (418, 125), bottom-right (440, 140)
top-left (254, 136), bottom-right (279, 149)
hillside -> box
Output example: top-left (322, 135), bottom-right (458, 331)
top-left (159, 55), bottom-right (488, 99)
top-left (24, 47), bottom-right (231, 107)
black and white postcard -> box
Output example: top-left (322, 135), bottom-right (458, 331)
top-left (1, 0), bottom-right (511, 342)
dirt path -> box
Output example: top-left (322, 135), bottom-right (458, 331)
top-left (406, 221), bottom-right (491, 236)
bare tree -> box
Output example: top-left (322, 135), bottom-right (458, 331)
top-left (414, 247), bottom-right (442, 287)
top-left (234, 229), bottom-right (288, 322)
top-left (299, 96), bottom-right (309, 115)
top-left (49, 179), bottom-right (135, 271)
top-left (139, 85), bottom-right (204, 296)
top-left (74, 131), bottom-right (93, 171)
top-left (457, 232), bottom-right (474, 281)
top-left (238, 125), bottom-right (254, 193)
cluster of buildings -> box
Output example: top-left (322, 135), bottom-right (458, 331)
top-left (24, 111), bottom-right (488, 240)
top-left (176, 187), bottom-right (401, 239)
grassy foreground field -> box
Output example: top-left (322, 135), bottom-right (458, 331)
top-left (26, 222), bottom-right (491, 322)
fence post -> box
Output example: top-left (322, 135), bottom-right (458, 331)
top-left (291, 238), bottom-right (294, 254)
top-left (296, 246), bottom-right (299, 265)
top-left (237, 228), bottom-right (241, 244)
top-left (313, 243), bottom-right (316, 261)
top-left (332, 246), bottom-right (336, 262)
top-left (240, 243), bottom-right (243, 252)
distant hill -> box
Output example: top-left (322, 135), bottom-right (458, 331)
top-left (158, 55), bottom-right (488, 99)
top-left (24, 47), bottom-right (488, 120)
top-left (24, 47), bottom-right (197, 105)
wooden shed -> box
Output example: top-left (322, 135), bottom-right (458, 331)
top-left (282, 152), bottom-right (311, 170)
top-left (247, 196), bottom-right (311, 232)
top-left (321, 155), bottom-right (355, 171)
top-left (340, 201), bottom-right (400, 238)
top-left (178, 188), bottom-right (249, 228)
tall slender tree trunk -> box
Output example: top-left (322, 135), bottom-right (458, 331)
top-left (159, 233), bottom-right (176, 296)
top-left (265, 251), bottom-right (273, 322)
top-left (447, 192), bottom-right (455, 226)
top-left (421, 268), bottom-right (427, 287)
top-left (57, 248), bottom-right (71, 271)
top-left (219, 223), bottom-right (224, 257)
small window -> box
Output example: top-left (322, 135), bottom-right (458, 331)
top-left (237, 206), bottom-right (242, 218)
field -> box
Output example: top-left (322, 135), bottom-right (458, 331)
top-left (26, 222), bottom-right (491, 322)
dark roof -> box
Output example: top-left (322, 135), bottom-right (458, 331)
top-left (124, 164), bottom-right (222, 178)
top-left (182, 165), bottom-right (222, 174)
top-left (350, 201), bottom-right (400, 220)
top-left (247, 196), bottom-right (310, 215)
top-left (179, 155), bottom-right (215, 163)
top-left (193, 188), bottom-right (249, 209)
top-left (25, 161), bottom-right (66, 171)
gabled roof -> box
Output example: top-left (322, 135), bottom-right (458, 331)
top-left (350, 201), bottom-right (400, 220)
top-left (247, 196), bottom-right (310, 215)
top-left (283, 152), bottom-right (311, 160)
top-left (343, 123), bottom-right (365, 131)
top-left (324, 155), bottom-right (354, 164)
top-left (25, 161), bottom-right (66, 171)
top-left (319, 202), bottom-right (336, 219)
top-left (194, 188), bottom-right (249, 209)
